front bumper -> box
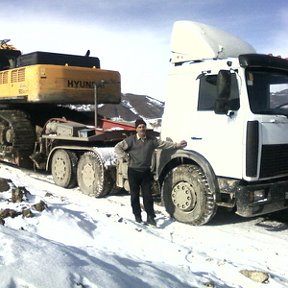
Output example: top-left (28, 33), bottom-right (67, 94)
top-left (236, 178), bottom-right (288, 217)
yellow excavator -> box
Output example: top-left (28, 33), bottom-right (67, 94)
top-left (0, 39), bottom-right (123, 168)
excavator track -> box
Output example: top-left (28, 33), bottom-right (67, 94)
top-left (0, 109), bottom-right (35, 167)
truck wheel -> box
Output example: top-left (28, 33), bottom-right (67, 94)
top-left (162, 164), bottom-right (217, 225)
top-left (51, 149), bottom-right (78, 188)
top-left (77, 151), bottom-right (113, 198)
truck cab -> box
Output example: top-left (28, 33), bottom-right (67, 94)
top-left (157, 21), bottom-right (288, 225)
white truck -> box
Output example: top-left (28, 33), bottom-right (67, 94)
top-left (151, 21), bottom-right (288, 225)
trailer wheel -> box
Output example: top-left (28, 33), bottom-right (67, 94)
top-left (51, 149), bottom-right (78, 188)
top-left (77, 151), bottom-right (113, 198)
top-left (162, 164), bottom-right (217, 225)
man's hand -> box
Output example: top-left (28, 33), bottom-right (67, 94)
top-left (177, 140), bottom-right (187, 149)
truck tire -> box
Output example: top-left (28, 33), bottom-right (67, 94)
top-left (77, 151), bottom-right (113, 198)
top-left (51, 149), bottom-right (78, 188)
top-left (162, 164), bottom-right (217, 225)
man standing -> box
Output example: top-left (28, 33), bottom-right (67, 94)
top-left (114, 118), bottom-right (187, 226)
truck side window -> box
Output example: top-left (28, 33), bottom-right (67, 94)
top-left (198, 74), bottom-right (240, 111)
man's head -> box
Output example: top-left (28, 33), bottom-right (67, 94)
top-left (135, 118), bottom-right (147, 138)
top-left (135, 118), bottom-right (146, 128)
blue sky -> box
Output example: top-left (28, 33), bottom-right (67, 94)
top-left (1, 0), bottom-right (288, 100)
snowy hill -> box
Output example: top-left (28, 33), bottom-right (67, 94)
top-left (99, 93), bottom-right (164, 122)
top-left (69, 93), bottom-right (164, 129)
top-left (0, 164), bottom-right (288, 288)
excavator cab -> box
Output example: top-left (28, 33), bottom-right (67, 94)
top-left (0, 39), bottom-right (21, 70)
top-left (0, 49), bottom-right (21, 70)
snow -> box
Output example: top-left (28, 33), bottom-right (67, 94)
top-left (145, 95), bottom-right (164, 107)
top-left (95, 147), bottom-right (117, 167)
top-left (0, 163), bottom-right (288, 288)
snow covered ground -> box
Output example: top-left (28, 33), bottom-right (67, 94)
top-left (0, 163), bottom-right (288, 288)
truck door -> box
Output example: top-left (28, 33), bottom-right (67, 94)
top-left (192, 72), bottom-right (244, 179)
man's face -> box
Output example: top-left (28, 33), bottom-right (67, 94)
top-left (136, 124), bottom-right (146, 138)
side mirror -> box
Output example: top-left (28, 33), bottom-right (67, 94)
top-left (214, 70), bottom-right (231, 114)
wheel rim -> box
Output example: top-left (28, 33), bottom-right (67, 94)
top-left (51, 149), bottom-right (77, 188)
top-left (81, 162), bottom-right (96, 188)
top-left (53, 157), bottom-right (67, 181)
top-left (171, 181), bottom-right (197, 212)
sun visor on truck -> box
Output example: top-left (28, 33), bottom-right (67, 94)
top-left (170, 21), bottom-right (256, 64)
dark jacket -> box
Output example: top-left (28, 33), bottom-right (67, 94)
top-left (115, 134), bottom-right (178, 172)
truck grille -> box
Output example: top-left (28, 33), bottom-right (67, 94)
top-left (260, 144), bottom-right (288, 178)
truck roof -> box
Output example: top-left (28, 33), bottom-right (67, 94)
top-left (170, 21), bottom-right (256, 64)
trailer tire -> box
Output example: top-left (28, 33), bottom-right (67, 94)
top-left (51, 149), bottom-right (78, 188)
top-left (77, 151), bottom-right (113, 198)
top-left (162, 164), bottom-right (217, 225)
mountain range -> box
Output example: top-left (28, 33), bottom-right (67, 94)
top-left (99, 93), bottom-right (164, 120)
top-left (98, 93), bottom-right (164, 128)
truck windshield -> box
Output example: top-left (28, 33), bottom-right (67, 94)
top-left (246, 69), bottom-right (288, 116)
